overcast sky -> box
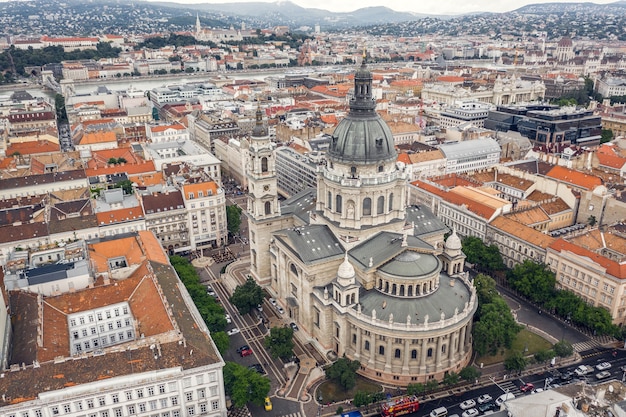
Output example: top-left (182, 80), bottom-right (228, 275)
top-left (146, 0), bottom-right (617, 15)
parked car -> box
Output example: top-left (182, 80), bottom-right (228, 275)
top-left (495, 393), bottom-right (515, 406)
top-left (269, 298), bottom-right (277, 306)
top-left (596, 362), bottom-right (612, 371)
top-left (477, 394), bottom-right (492, 404)
top-left (520, 382), bottom-right (534, 392)
top-left (531, 388), bottom-right (544, 394)
top-left (240, 348), bottom-right (253, 357)
top-left (248, 363), bottom-right (266, 374)
top-left (225, 314), bottom-right (231, 324)
top-left (478, 402), bottom-right (496, 413)
top-left (289, 322), bottom-right (299, 331)
top-left (596, 371), bottom-right (612, 380)
top-left (276, 305), bottom-right (284, 314)
top-left (227, 328), bottom-right (240, 336)
top-left (461, 409), bottom-right (479, 417)
top-left (236, 345), bottom-right (249, 353)
top-left (460, 399), bottom-right (476, 410)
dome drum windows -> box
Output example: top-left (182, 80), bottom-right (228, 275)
top-left (376, 275), bottom-right (438, 298)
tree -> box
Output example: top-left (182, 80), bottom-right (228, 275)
top-left (325, 357), bottom-right (361, 390)
top-left (223, 362), bottom-right (270, 408)
top-left (504, 351), bottom-right (527, 374)
top-left (507, 260), bottom-right (556, 304)
top-left (211, 331), bottom-right (229, 355)
top-left (264, 326), bottom-right (294, 360)
top-left (553, 340), bottom-right (573, 357)
top-left (459, 366), bottom-right (481, 382)
top-left (114, 179), bottom-right (134, 195)
top-left (226, 204), bottom-right (243, 235)
top-left (601, 129), bottom-right (614, 144)
top-left (230, 277), bottom-right (264, 315)
top-left (443, 372), bottom-right (460, 386)
top-left (425, 379), bottom-right (439, 393)
top-left (406, 382), bottom-right (425, 396)
top-left (352, 391), bottom-right (372, 408)
top-left (588, 215), bottom-right (597, 227)
top-left (462, 236), bottom-right (504, 271)
top-left (534, 349), bottom-right (554, 363)
top-left (474, 298), bottom-right (523, 356)
top-left (474, 274), bottom-right (498, 306)
top-left (54, 93), bottom-right (68, 124)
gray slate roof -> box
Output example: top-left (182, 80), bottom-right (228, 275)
top-left (349, 231), bottom-right (434, 271)
top-left (357, 274), bottom-right (472, 325)
top-left (280, 187), bottom-right (316, 224)
top-left (274, 224), bottom-right (343, 264)
top-left (406, 205), bottom-right (448, 238)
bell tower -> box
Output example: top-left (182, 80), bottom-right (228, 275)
top-left (246, 106), bottom-right (280, 285)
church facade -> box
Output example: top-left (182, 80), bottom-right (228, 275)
top-left (246, 61), bottom-right (477, 385)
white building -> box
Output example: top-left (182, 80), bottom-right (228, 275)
top-left (438, 138), bottom-right (501, 174)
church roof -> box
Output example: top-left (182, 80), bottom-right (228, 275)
top-left (406, 205), bottom-right (448, 238)
top-left (279, 188), bottom-right (316, 224)
top-left (356, 274), bottom-right (472, 325)
top-left (349, 231), bottom-right (433, 271)
top-left (274, 225), bottom-right (344, 264)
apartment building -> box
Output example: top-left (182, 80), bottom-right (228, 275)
top-left (0, 231), bottom-right (227, 417)
top-left (140, 190), bottom-right (190, 255)
top-left (182, 181), bottom-right (227, 250)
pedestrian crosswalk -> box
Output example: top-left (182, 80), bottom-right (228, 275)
top-left (277, 413), bottom-right (302, 417)
top-left (573, 339), bottom-right (600, 352)
top-left (498, 380), bottom-right (521, 395)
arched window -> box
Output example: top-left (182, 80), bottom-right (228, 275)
top-left (290, 264), bottom-right (298, 276)
top-left (327, 192), bottom-right (332, 210)
top-left (363, 198), bottom-right (372, 216)
top-left (411, 349), bottom-right (417, 359)
top-left (350, 166), bottom-right (357, 178)
top-left (364, 341), bottom-right (370, 351)
top-left (378, 346), bottom-right (385, 355)
top-left (264, 201), bottom-right (271, 215)
top-left (377, 196), bottom-right (385, 214)
top-left (335, 195), bottom-right (342, 213)
top-left (442, 344), bottom-right (446, 354)
top-left (378, 165), bottom-right (384, 172)
top-left (394, 349), bottom-right (401, 358)
top-left (427, 348), bottom-right (433, 357)
top-left (388, 193), bottom-right (394, 211)
top-left (261, 157), bottom-right (268, 173)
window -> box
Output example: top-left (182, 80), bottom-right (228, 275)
top-left (148, 387), bottom-right (155, 396)
top-left (63, 404), bottom-right (71, 413)
top-left (327, 192), bottom-right (332, 210)
top-left (137, 389), bottom-right (144, 398)
top-left (197, 388), bottom-right (206, 399)
top-left (427, 348), bottom-right (433, 357)
top-left (114, 409), bottom-right (123, 417)
top-left (394, 349), bottom-right (401, 358)
top-left (186, 392), bottom-right (193, 401)
top-left (364, 340), bottom-right (370, 351)
top-left (138, 404), bottom-right (146, 413)
top-left (388, 193), bottom-right (394, 211)
top-left (127, 405), bottom-right (136, 415)
top-left (87, 400), bottom-right (94, 409)
top-left (411, 349), bottom-right (417, 359)
top-left (211, 401), bottom-right (219, 411)
top-left (149, 400), bottom-right (157, 411)
top-left (112, 394), bottom-right (119, 404)
top-left (159, 385), bottom-right (166, 394)
top-left (377, 196), bottom-right (384, 214)
top-left (98, 397), bottom-right (106, 407)
top-left (335, 195), bottom-right (342, 214)
top-left (199, 403), bottom-right (207, 414)
top-left (261, 157), bottom-right (268, 173)
top-left (264, 201), bottom-right (271, 215)
top-left (187, 406), bottom-right (195, 416)
top-left (209, 386), bottom-right (218, 397)
top-left (51, 408), bottom-right (59, 416)
top-left (160, 399), bottom-right (168, 408)
top-left (363, 198), bottom-right (371, 216)
top-left (35, 411), bottom-right (42, 417)
top-left (171, 397), bottom-right (179, 406)
top-left (378, 345), bottom-right (385, 355)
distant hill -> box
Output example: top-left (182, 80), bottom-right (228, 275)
top-left (513, 1), bottom-right (626, 13)
top-left (147, 0), bottom-right (441, 28)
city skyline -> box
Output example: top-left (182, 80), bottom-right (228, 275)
top-left (145, 0), bottom-right (618, 15)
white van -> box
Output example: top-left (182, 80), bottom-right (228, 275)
top-left (430, 407), bottom-right (448, 417)
top-left (495, 392), bottom-right (515, 406)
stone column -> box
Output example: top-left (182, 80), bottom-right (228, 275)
top-left (460, 325), bottom-right (467, 356)
top-left (420, 339), bottom-right (428, 373)
top-left (353, 328), bottom-right (361, 360)
top-left (402, 339), bottom-right (411, 373)
top-left (385, 337), bottom-right (392, 372)
top-left (435, 336), bottom-right (443, 369)
top-left (368, 331), bottom-right (376, 367)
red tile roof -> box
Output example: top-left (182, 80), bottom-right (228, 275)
top-left (6, 140), bottom-right (60, 155)
top-left (549, 238), bottom-right (626, 279)
top-left (546, 165), bottom-right (603, 190)
top-left (411, 180), bottom-right (497, 220)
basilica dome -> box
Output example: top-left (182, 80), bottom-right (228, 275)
top-left (328, 61), bottom-right (397, 165)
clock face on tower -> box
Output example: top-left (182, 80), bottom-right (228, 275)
top-left (263, 185), bottom-right (270, 191)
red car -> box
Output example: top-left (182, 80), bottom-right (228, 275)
top-left (240, 348), bottom-right (253, 357)
top-left (520, 382), bottom-right (534, 392)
